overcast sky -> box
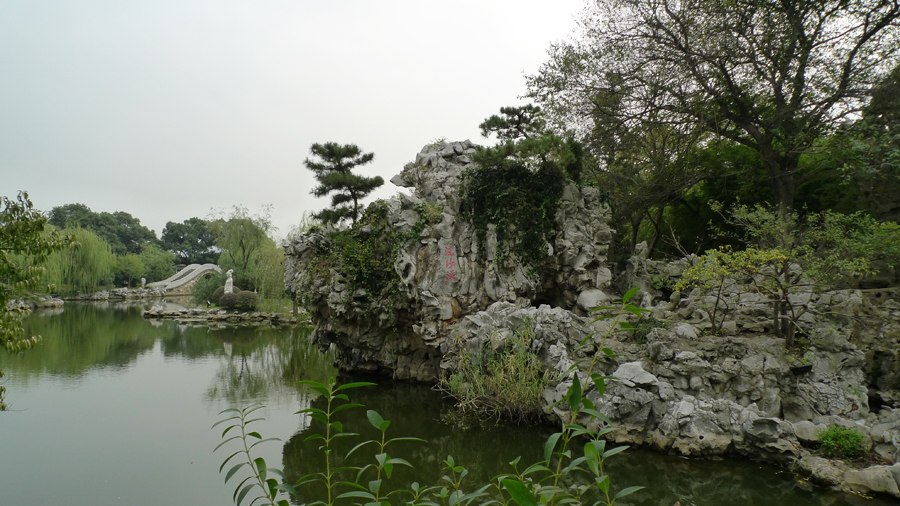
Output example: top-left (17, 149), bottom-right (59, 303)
top-left (1, 0), bottom-right (587, 240)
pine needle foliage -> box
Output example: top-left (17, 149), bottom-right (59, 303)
top-left (304, 142), bottom-right (384, 225)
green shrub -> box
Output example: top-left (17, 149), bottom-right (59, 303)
top-left (219, 292), bottom-right (238, 309)
top-left (234, 290), bottom-right (258, 311)
top-left (439, 320), bottom-right (555, 423)
top-left (192, 271), bottom-right (225, 305)
top-left (818, 426), bottom-right (866, 459)
top-left (632, 318), bottom-right (667, 344)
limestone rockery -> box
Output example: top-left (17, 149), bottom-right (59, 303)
top-left (284, 140), bottom-right (613, 382)
top-left (285, 141), bottom-right (900, 497)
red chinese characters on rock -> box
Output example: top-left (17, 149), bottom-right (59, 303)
top-left (445, 246), bottom-right (456, 281)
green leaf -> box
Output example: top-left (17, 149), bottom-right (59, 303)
top-left (595, 475), bottom-right (610, 494)
top-left (334, 381), bottom-right (377, 392)
top-left (332, 403), bottom-right (364, 414)
top-left (502, 479), bottom-right (538, 506)
top-left (336, 491), bottom-right (377, 501)
top-left (346, 440), bottom-right (376, 458)
top-left (254, 457), bottom-right (267, 476)
top-left (249, 437), bottom-right (281, 450)
top-left (544, 432), bottom-right (562, 464)
top-left (236, 483), bottom-right (257, 506)
top-left (566, 374), bottom-right (582, 412)
top-left (214, 435), bottom-right (243, 452)
top-left (602, 445), bottom-right (629, 459)
top-left (298, 380), bottom-right (330, 397)
top-left (385, 436), bottom-right (426, 445)
top-left (367, 410), bottom-right (385, 430)
top-left (613, 486), bottom-right (645, 500)
top-left (368, 479), bottom-right (382, 493)
top-left (218, 451), bottom-right (242, 473)
top-left (622, 287), bottom-right (639, 303)
top-left (590, 374), bottom-right (606, 397)
top-left (225, 462), bottom-right (248, 483)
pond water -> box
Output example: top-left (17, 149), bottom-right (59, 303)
top-left (0, 304), bottom-right (890, 506)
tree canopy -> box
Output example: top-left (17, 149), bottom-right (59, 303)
top-left (304, 142), bottom-right (384, 225)
top-left (49, 203), bottom-right (158, 255)
top-left (528, 0), bottom-right (900, 217)
top-left (161, 217), bottom-right (218, 265)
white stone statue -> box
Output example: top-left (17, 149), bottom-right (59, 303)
top-left (140, 277), bottom-right (146, 287)
top-left (224, 269), bottom-right (234, 294)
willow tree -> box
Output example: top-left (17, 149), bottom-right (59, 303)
top-left (528, 0), bottom-right (900, 218)
top-left (304, 142), bottom-right (383, 225)
top-left (43, 227), bottom-right (116, 295)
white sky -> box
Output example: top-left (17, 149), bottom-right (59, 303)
top-left (0, 0), bottom-right (587, 240)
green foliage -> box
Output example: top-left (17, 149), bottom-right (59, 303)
top-left (49, 203), bottom-right (158, 255)
top-left (42, 226), bottom-right (117, 295)
top-left (216, 290), bottom-right (258, 311)
top-left (161, 217), bottom-right (219, 264)
top-left (213, 404), bottom-right (293, 506)
top-left (460, 106), bottom-right (582, 270)
top-left (632, 318), bottom-right (666, 344)
top-left (234, 291), bottom-right (259, 311)
top-left (679, 203), bottom-right (900, 345)
top-left (817, 426), bottom-right (866, 459)
top-left (304, 142), bottom-right (384, 225)
top-left (115, 253), bottom-right (144, 287)
top-left (0, 191), bottom-right (73, 410)
top-left (211, 205), bottom-right (276, 292)
top-left (461, 160), bottom-right (565, 270)
top-left (215, 291), bottom-right (648, 506)
top-left (252, 242), bottom-right (285, 302)
top-left (194, 272), bottom-right (227, 305)
top-left (527, 0), bottom-right (900, 217)
top-left (138, 242), bottom-right (176, 282)
top-left (299, 200), bottom-right (427, 315)
top-left (439, 320), bottom-right (555, 423)
top-left (220, 292), bottom-right (239, 310)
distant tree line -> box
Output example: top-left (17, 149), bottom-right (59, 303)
top-left (19, 201), bottom-right (289, 303)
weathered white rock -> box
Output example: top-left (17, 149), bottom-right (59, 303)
top-left (285, 140), bottom-right (613, 381)
top-left (844, 465), bottom-right (900, 496)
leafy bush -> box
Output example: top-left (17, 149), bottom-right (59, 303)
top-left (192, 271), bottom-right (226, 305)
top-left (632, 318), bottom-right (667, 344)
top-left (218, 290), bottom-right (257, 311)
top-left (439, 321), bottom-right (555, 423)
top-left (219, 292), bottom-right (238, 309)
top-left (818, 426), bottom-right (866, 459)
top-left (234, 290), bottom-right (258, 311)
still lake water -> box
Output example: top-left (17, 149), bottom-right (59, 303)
top-left (0, 303), bottom-right (891, 506)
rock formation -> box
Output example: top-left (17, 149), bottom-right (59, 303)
top-left (284, 140), bottom-right (613, 381)
top-left (284, 140), bottom-right (900, 498)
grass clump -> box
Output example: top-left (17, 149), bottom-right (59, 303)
top-left (439, 320), bottom-right (555, 424)
top-left (818, 426), bottom-right (866, 459)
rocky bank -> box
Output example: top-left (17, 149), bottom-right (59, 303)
top-left (284, 141), bottom-right (900, 498)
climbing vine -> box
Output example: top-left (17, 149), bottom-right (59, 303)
top-left (298, 200), bottom-right (438, 315)
top-left (460, 157), bottom-right (565, 270)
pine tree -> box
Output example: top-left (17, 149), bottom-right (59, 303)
top-left (304, 142), bottom-right (383, 225)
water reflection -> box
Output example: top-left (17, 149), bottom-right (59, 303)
top-left (2, 305), bottom-right (893, 506)
top-left (1, 302), bottom-right (336, 403)
top-left (282, 381), bottom-right (895, 506)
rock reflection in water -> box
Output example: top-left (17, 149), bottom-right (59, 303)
top-left (283, 381), bottom-right (895, 506)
